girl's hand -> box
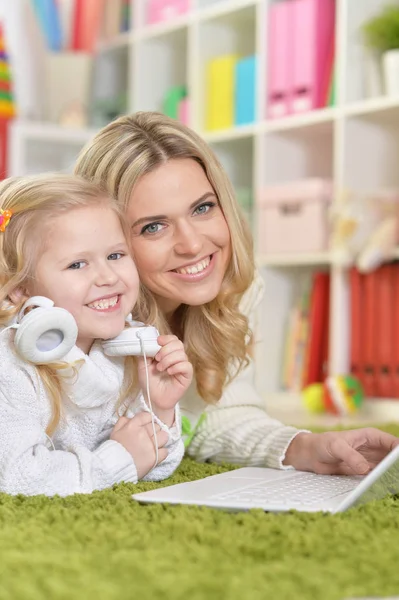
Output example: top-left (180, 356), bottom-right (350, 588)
top-left (110, 413), bottom-right (169, 479)
top-left (137, 335), bottom-right (193, 427)
top-left (283, 427), bottom-right (399, 475)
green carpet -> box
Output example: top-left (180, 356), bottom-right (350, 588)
top-left (1, 425), bottom-right (399, 600)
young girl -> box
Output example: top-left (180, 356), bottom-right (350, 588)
top-left (0, 173), bottom-right (192, 497)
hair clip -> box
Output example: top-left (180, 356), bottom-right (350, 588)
top-left (0, 209), bottom-right (12, 232)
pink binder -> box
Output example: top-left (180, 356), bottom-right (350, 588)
top-left (267, 1), bottom-right (292, 119)
top-left (291, 0), bottom-right (335, 113)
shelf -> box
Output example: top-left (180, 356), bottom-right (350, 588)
top-left (345, 96), bottom-right (399, 119)
top-left (97, 30), bottom-right (133, 52)
top-left (257, 252), bottom-right (332, 268)
top-left (201, 108), bottom-right (336, 142)
top-left (263, 107), bottom-right (336, 135)
top-left (257, 248), bottom-right (399, 270)
top-left (136, 14), bottom-right (191, 40)
top-left (198, 0), bottom-right (257, 23)
top-left (264, 392), bottom-right (399, 428)
top-left (202, 123), bottom-right (258, 143)
top-left (135, 0), bottom-right (258, 35)
top-left (11, 121), bottom-right (99, 144)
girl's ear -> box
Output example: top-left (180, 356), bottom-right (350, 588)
top-left (8, 288), bottom-right (28, 306)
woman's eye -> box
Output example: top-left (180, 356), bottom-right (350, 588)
top-left (141, 222), bottom-right (164, 235)
top-left (194, 202), bottom-right (215, 216)
top-left (108, 252), bottom-right (124, 260)
top-left (67, 261), bottom-right (85, 270)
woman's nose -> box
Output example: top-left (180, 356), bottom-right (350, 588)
top-left (174, 223), bottom-right (203, 255)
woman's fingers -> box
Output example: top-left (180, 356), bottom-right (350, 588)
top-left (326, 437), bottom-right (371, 475)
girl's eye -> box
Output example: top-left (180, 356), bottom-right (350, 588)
top-left (67, 261), bottom-right (85, 270)
top-left (193, 202), bottom-right (216, 216)
top-left (108, 252), bottom-right (124, 260)
top-left (141, 222), bottom-right (164, 235)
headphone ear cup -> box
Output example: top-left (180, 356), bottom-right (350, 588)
top-left (102, 326), bottom-right (161, 358)
top-left (14, 307), bottom-right (78, 364)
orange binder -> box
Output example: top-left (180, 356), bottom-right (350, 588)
top-left (375, 264), bottom-right (395, 397)
top-left (363, 269), bottom-right (378, 397)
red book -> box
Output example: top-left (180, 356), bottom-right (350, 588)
top-left (320, 27), bottom-right (334, 107)
top-left (74, 0), bottom-right (105, 52)
top-left (303, 271), bottom-right (330, 386)
top-left (71, 0), bottom-right (83, 51)
top-left (350, 267), bottom-right (363, 385)
top-left (391, 264), bottom-right (399, 398)
top-left (375, 265), bottom-right (395, 397)
top-left (363, 270), bottom-right (378, 397)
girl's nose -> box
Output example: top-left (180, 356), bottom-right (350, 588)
top-left (95, 262), bottom-right (119, 286)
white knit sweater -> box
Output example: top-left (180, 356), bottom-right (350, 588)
top-left (0, 332), bottom-right (184, 497)
top-left (180, 274), bottom-right (305, 469)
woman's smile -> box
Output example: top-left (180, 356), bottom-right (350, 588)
top-left (170, 254), bottom-right (214, 280)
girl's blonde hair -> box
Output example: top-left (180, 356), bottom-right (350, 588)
top-left (75, 111), bottom-right (255, 404)
top-left (0, 173), bottom-right (136, 434)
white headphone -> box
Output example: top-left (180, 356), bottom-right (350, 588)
top-left (8, 296), bottom-right (161, 364)
top-left (13, 296), bottom-right (78, 364)
top-left (102, 315), bottom-right (161, 358)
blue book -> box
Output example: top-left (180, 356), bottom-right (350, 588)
top-left (235, 55), bottom-right (257, 126)
top-left (32, 0), bottom-right (62, 52)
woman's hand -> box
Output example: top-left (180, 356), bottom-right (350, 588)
top-left (137, 335), bottom-right (193, 427)
top-left (110, 413), bottom-right (169, 479)
top-left (283, 427), bottom-right (399, 475)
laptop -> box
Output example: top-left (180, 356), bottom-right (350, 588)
top-left (132, 444), bottom-right (399, 513)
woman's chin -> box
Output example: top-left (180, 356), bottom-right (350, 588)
top-left (176, 283), bottom-right (221, 307)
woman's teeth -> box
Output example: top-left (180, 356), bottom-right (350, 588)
top-left (88, 296), bottom-right (118, 310)
top-left (175, 256), bottom-right (210, 275)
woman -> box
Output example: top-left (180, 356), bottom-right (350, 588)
top-left (75, 111), bottom-right (398, 476)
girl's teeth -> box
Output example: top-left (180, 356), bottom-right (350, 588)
top-left (88, 296), bottom-right (118, 310)
top-left (176, 257), bottom-right (210, 275)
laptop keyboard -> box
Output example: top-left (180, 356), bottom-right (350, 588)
top-left (211, 472), bottom-right (358, 507)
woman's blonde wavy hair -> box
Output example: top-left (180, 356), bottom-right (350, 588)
top-left (75, 111), bottom-right (255, 404)
top-left (0, 173), bottom-right (136, 435)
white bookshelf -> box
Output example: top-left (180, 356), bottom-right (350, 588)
top-left (8, 0), bottom-right (399, 425)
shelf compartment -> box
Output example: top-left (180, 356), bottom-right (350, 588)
top-left (134, 27), bottom-right (188, 114)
